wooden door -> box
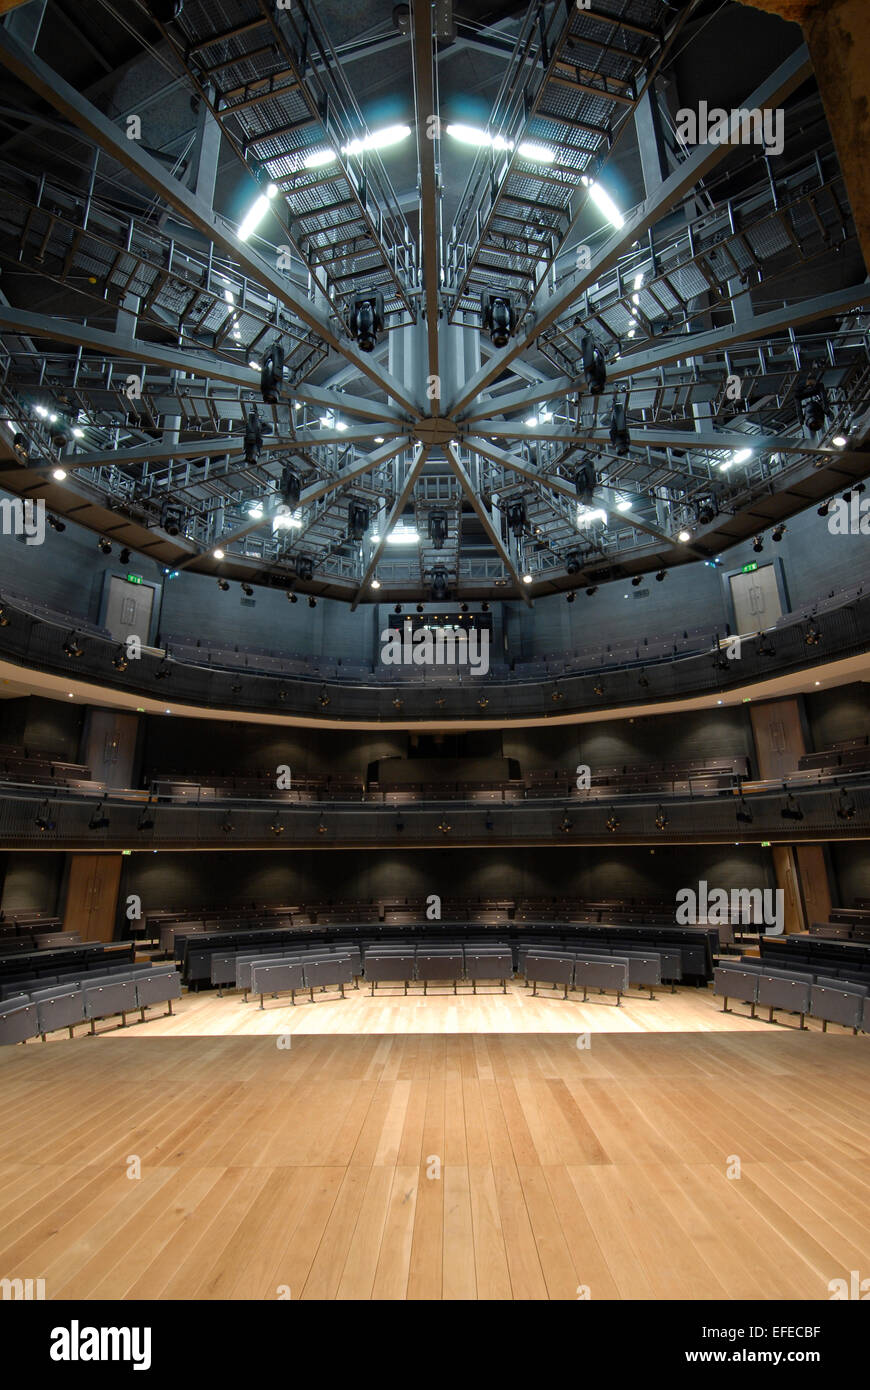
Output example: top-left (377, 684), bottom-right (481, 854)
top-left (64, 854), bottom-right (122, 942)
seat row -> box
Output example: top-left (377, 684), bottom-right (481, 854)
top-left (0, 964), bottom-right (182, 1044)
top-left (362, 944), bottom-right (513, 994)
top-left (713, 961), bottom-right (870, 1032)
top-left (523, 952), bottom-right (634, 1003)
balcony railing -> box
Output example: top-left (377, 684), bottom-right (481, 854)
top-left (0, 593), bottom-right (867, 723)
top-left (2, 776), bottom-right (867, 849)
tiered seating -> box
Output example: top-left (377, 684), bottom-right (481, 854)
top-left (152, 773), bottom-right (363, 802)
top-left (525, 755), bottom-right (750, 798)
top-left (713, 957), bottom-right (870, 1034)
top-left (0, 941), bottom-right (135, 994)
top-left (798, 736), bottom-right (870, 775)
top-left (0, 744), bottom-right (96, 789)
top-left (0, 962), bottom-right (181, 1044)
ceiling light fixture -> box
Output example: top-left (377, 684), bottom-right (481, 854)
top-left (582, 175), bottom-right (624, 228)
top-left (342, 124), bottom-right (411, 157)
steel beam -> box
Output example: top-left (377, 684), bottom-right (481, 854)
top-left (350, 445), bottom-right (428, 609)
top-left (0, 307), bottom-right (412, 426)
top-left (443, 441), bottom-right (531, 604)
top-left (468, 420), bottom-right (843, 457)
top-left (608, 285), bottom-right (870, 381)
top-left (447, 45), bottom-right (813, 414)
top-left (0, 29), bottom-right (424, 418)
top-left (411, 0), bottom-right (442, 400)
top-left (466, 436), bottom-right (704, 557)
top-left (174, 436), bottom-right (413, 566)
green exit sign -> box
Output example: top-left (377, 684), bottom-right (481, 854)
top-left (761, 841), bottom-right (771, 848)
top-left (121, 850), bottom-right (132, 856)
top-left (741, 562), bottom-right (758, 573)
top-left (125, 573), bottom-right (143, 584)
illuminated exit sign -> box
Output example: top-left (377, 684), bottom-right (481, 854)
top-left (741, 562), bottom-right (758, 573)
top-left (125, 573), bottom-right (143, 584)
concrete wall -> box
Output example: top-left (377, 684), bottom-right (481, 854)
top-left (119, 844), bottom-right (776, 914)
top-left (2, 488), bottom-right (868, 667)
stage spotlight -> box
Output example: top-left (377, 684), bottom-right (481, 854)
top-left (506, 498), bottom-right (527, 537)
top-left (797, 379), bottom-right (828, 434)
top-left (393, 697), bottom-right (405, 712)
top-left (88, 803), bottom-right (110, 830)
top-left (605, 810), bottom-right (620, 833)
top-left (817, 501), bottom-right (830, 517)
top-left (593, 682), bottom-right (604, 696)
top-left (221, 818), bottom-right (234, 834)
top-left (771, 524), bottom-right (785, 543)
top-left (287, 591), bottom-right (298, 604)
top-left (781, 793), bottom-right (804, 822)
top-left (395, 817), bottom-right (405, 833)
top-left (118, 548), bottom-right (131, 565)
top-left (481, 602), bottom-right (489, 612)
top-left (437, 820), bottom-right (452, 835)
top-left (757, 635), bottom-right (776, 657)
top-left (0, 602), bottom-right (8, 627)
top-left (559, 815), bottom-right (573, 833)
top-left (654, 805), bottom-right (668, 830)
top-left (736, 798), bottom-right (753, 824)
top-left (137, 807), bottom-right (155, 831)
top-left (160, 504), bottom-right (184, 536)
top-left (485, 815), bottom-right (495, 831)
top-left (609, 402), bottom-right (630, 455)
top-left (48, 516), bottom-right (66, 532)
top-left (805, 622), bottom-right (822, 646)
top-left (35, 802), bottom-right (55, 833)
top-left (308, 596), bottom-right (317, 608)
top-left (349, 293), bottom-right (384, 353)
top-left (319, 688), bottom-right (330, 707)
top-left (260, 341), bottom-right (285, 404)
top-left (428, 510), bottom-right (448, 549)
top-left (459, 603), bottom-right (469, 614)
top-left (631, 574), bottom-right (643, 587)
top-left (63, 632), bottom-right (83, 658)
top-left (638, 672), bottom-right (649, 688)
top-left (565, 552), bottom-right (581, 575)
top-left (837, 789), bottom-right (856, 821)
top-left (295, 556), bottom-right (314, 583)
top-left (655, 570), bottom-right (667, 582)
top-left (217, 578), bottom-right (230, 592)
top-left (585, 586), bottom-right (598, 597)
top-left (431, 568), bottom-right (450, 602)
top-left (279, 467), bottom-right (301, 508)
top-left (752, 536), bottom-right (764, 553)
top-left (573, 462), bottom-right (595, 506)
top-left (697, 499), bottom-right (716, 525)
top-left (145, 0), bottom-right (184, 21)
top-left (566, 591), bottom-right (575, 603)
top-left (416, 603), bottom-right (424, 614)
top-left (98, 537), bottom-right (112, 555)
top-left (482, 292), bottom-right (514, 348)
top-left (244, 410), bottom-right (263, 465)
top-left (348, 502), bottom-right (370, 541)
top-left (269, 817), bottom-right (286, 836)
top-left (12, 433), bottom-right (28, 457)
top-left (580, 335), bottom-right (606, 394)
top-left (154, 660), bottom-right (171, 679)
top-left (241, 583), bottom-right (254, 596)
top-left (112, 647), bottom-right (128, 673)
top-left (393, 604), bottom-right (402, 615)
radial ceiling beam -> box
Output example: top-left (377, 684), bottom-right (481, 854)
top-left (461, 378), bottom-right (578, 423)
top-left (0, 29), bottom-right (424, 418)
top-left (466, 436), bottom-right (706, 558)
top-left (0, 306), bottom-right (410, 425)
top-left (446, 44), bottom-right (813, 415)
top-left (469, 420), bottom-right (844, 457)
top-left (608, 285), bottom-right (870, 380)
top-left (173, 436), bottom-right (413, 567)
top-left (411, 0), bottom-right (442, 399)
top-left (350, 445), bottom-right (429, 609)
top-left (443, 441), bottom-right (531, 605)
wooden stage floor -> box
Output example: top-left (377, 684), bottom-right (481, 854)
top-left (1, 985), bottom-right (868, 1300)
